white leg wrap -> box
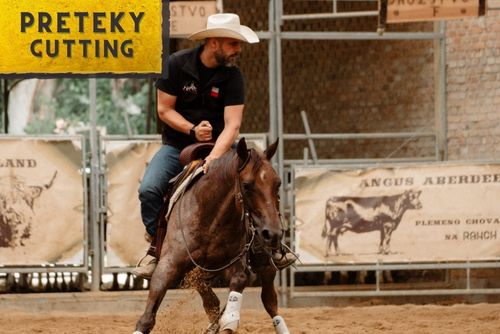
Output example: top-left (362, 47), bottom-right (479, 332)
top-left (273, 315), bottom-right (290, 334)
top-left (133, 331), bottom-right (143, 334)
top-left (219, 291), bottom-right (243, 331)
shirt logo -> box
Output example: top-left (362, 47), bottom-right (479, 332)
top-left (210, 86), bottom-right (220, 98)
top-left (182, 81), bottom-right (197, 94)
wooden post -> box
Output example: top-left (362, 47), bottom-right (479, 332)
top-left (378, 0), bottom-right (388, 35)
top-left (478, 0), bottom-right (486, 16)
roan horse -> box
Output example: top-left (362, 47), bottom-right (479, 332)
top-left (134, 138), bottom-right (290, 334)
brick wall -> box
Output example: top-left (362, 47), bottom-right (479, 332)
top-left (224, 1), bottom-right (438, 160)
top-left (173, 2), bottom-right (500, 161)
top-left (446, 11), bottom-right (500, 160)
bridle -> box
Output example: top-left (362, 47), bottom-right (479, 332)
top-left (178, 149), bottom-right (260, 273)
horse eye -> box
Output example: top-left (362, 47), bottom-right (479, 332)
top-left (242, 181), bottom-right (255, 191)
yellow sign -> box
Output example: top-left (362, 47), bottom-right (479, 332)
top-left (0, 0), bottom-right (167, 76)
top-left (170, 1), bottom-right (217, 37)
top-left (385, 0), bottom-right (484, 23)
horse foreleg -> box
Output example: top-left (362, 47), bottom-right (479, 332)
top-left (134, 258), bottom-right (182, 334)
top-left (259, 266), bottom-right (290, 334)
top-left (219, 262), bottom-right (248, 333)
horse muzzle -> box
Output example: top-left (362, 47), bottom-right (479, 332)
top-left (258, 226), bottom-right (282, 250)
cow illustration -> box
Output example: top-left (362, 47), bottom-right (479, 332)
top-left (321, 190), bottom-right (422, 256)
top-left (0, 171), bottom-right (57, 247)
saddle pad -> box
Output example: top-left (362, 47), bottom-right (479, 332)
top-left (166, 164), bottom-right (204, 220)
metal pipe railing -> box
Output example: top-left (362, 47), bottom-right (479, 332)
top-left (283, 131), bottom-right (436, 140)
top-left (282, 11), bottom-right (378, 21)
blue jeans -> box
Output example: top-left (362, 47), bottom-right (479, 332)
top-left (138, 145), bottom-right (183, 236)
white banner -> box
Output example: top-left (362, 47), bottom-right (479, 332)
top-left (0, 138), bottom-right (85, 265)
top-left (294, 163), bottom-right (500, 264)
top-left (105, 139), bottom-right (161, 267)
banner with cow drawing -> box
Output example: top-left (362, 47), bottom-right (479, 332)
top-left (293, 163), bottom-right (500, 264)
top-left (0, 137), bottom-right (85, 265)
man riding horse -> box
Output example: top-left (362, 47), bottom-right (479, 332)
top-left (133, 13), bottom-right (296, 280)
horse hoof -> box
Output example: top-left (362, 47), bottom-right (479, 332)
top-left (205, 322), bottom-right (220, 334)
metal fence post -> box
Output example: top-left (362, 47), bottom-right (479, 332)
top-left (89, 78), bottom-right (101, 291)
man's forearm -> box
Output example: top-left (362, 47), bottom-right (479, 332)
top-left (159, 108), bottom-right (194, 135)
top-left (157, 91), bottom-right (194, 135)
top-left (209, 125), bottom-right (240, 159)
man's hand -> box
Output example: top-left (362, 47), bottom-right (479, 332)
top-left (194, 120), bottom-right (213, 142)
top-left (203, 155), bottom-right (216, 174)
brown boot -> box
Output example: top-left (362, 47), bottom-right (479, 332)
top-left (131, 232), bottom-right (157, 280)
top-left (271, 248), bottom-right (298, 270)
top-left (131, 254), bottom-right (157, 280)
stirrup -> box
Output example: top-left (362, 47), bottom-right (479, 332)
top-left (271, 243), bottom-right (300, 270)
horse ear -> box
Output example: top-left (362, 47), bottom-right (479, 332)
top-left (264, 137), bottom-right (279, 160)
top-left (236, 137), bottom-right (249, 162)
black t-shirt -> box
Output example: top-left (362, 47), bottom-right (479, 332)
top-left (156, 46), bottom-right (245, 149)
top-left (197, 56), bottom-right (217, 89)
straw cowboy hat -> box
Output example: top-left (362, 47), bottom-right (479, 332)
top-left (188, 13), bottom-right (259, 44)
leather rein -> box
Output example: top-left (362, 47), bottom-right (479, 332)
top-left (178, 150), bottom-right (257, 273)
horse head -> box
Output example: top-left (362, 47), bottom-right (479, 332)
top-left (236, 138), bottom-right (282, 251)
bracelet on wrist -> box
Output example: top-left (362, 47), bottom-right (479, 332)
top-left (189, 125), bottom-right (196, 140)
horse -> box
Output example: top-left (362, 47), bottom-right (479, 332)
top-left (134, 138), bottom-right (290, 334)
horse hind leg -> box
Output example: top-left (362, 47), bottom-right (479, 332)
top-left (200, 287), bottom-right (221, 334)
top-left (185, 269), bottom-right (221, 334)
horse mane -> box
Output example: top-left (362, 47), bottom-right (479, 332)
top-left (207, 147), bottom-right (264, 183)
top-left (207, 149), bottom-right (238, 183)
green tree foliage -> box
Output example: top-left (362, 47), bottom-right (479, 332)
top-left (25, 78), bottom-right (154, 135)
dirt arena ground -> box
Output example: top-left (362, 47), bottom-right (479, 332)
top-left (1, 301), bottom-right (499, 333)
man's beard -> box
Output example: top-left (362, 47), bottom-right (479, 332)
top-left (215, 50), bottom-right (239, 67)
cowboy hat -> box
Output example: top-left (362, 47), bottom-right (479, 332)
top-left (188, 13), bottom-right (259, 44)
